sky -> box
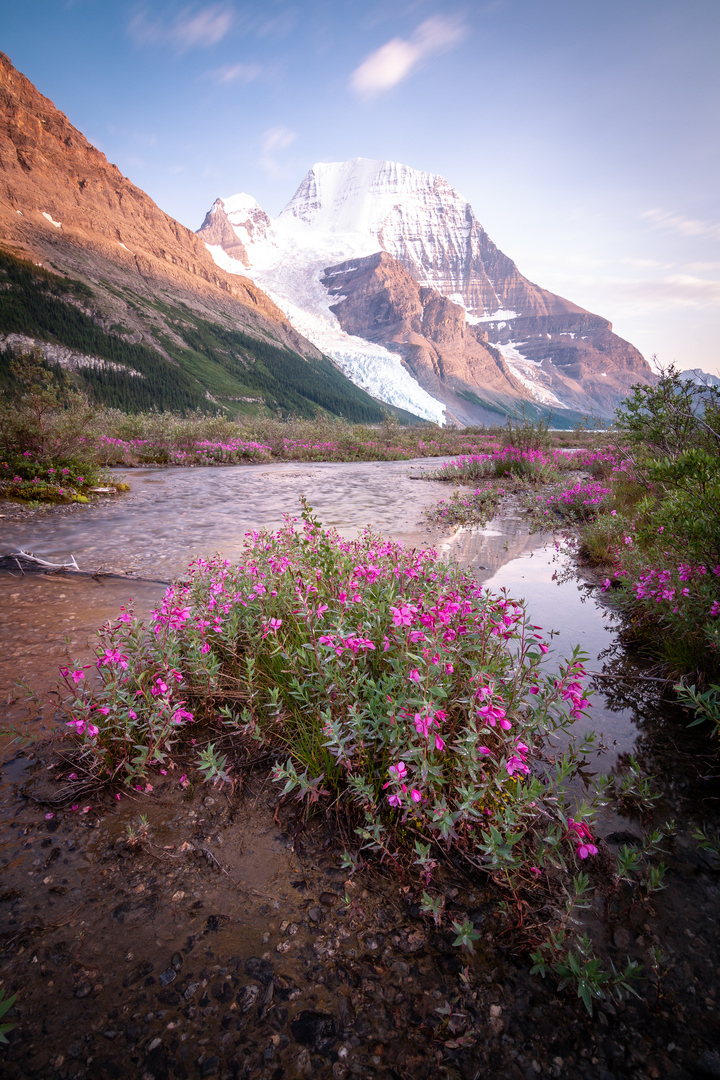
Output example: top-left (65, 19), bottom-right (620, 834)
top-left (3, 0), bottom-right (719, 374)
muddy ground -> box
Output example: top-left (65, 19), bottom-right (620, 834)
top-left (1, 741), bottom-right (719, 1080)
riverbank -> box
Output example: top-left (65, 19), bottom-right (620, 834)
top-left (1, 459), bottom-right (719, 1078)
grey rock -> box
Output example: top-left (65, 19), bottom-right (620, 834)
top-left (697, 1050), bottom-right (720, 1078)
top-left (200, 1055), bottom-right (220, 1077)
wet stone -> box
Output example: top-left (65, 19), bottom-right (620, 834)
top-left (211, 981), bottom-right (233, 1003)
top-left (171, 953), bottom-right (183, 971)
top-left (290, 1010), bottom-right (338, 1055)
top-left (158, 968), bottom-right (176, 987)
top-left (244, 956), bottom-right (273, 984)
top-left (123, 960), bottom-right (154, 987)
top-left (125, 1023), bottom-right (143, 1045)
top-left (237, 984), bottom-right (260, 1012)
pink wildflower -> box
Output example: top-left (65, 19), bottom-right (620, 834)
top-left (506, 755), bottom-right (530, 777)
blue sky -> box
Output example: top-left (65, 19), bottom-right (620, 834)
top-left (3, 0), bottom-right (719, 373)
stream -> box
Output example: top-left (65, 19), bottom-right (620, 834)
top-left (0, 459), bottom-right (718, 1080)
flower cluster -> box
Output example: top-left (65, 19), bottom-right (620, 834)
top-left (60, 503), bottom-right (598, 884)
top-left (1, 456), bottom-right (92, 503)
top-left (567, 818), bottom-right (598, 859)
top-left (536, 480), bottom-right (612, 523)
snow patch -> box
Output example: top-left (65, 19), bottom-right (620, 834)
top-left (42, 212), bottom-right (61, 228)
top-left (494, 341), bottom-right (565, 408)
top-left (475, 309), bottom-right (518, 322)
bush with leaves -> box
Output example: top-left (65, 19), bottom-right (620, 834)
top-left (0, 350), bottom-right (107, 499)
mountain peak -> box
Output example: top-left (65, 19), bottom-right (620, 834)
top-left (200, 156), bottom-right (655, 422)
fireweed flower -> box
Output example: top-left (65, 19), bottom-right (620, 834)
top-left (414, 712), bottom-right (434, 738)
top-left (506, 755), bottom-right (530, 777)
top-left (390, 604), bottom-right (415, 626)
top-left (98, 648), bottom-right (128, 670)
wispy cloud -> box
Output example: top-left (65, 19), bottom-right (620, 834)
top-left (625, 274), bottom-right (720, 306)
top-left (204, 62), bottom-right (262, 84)
top-left (686, 261), bottom-right (720, 272)
top-left (350, 15), bottom-right (466, 99)
top-left (129, 4), bottom-right (234, 52)
top-left (587, 274), bottom-right (720, 313)
top-left (260, 125), bottom-right (297, 174)
top-left (642, 208), bottom-right (720, 243)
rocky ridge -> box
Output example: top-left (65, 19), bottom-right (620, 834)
top-left (321, 253), bottom-right (527, 425)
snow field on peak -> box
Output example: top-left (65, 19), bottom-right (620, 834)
top-left (218, 193), bottom-right (265, 217)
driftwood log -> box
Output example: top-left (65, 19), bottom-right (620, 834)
top-left (0, 549), bottom-right (171, 584)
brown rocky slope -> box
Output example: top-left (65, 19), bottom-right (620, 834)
top-left (322, 253), bottom-right (528, 426)
top-left (0, 52), bottom-right (320, 363)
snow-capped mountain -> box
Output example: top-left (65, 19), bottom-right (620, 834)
top-left (199, 158), bottom-right (654, 423)
top-left (686, 367), bottom-right (720, 388)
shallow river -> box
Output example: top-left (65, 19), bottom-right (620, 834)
top-left (0, 459), bottom-right (718, 1080)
